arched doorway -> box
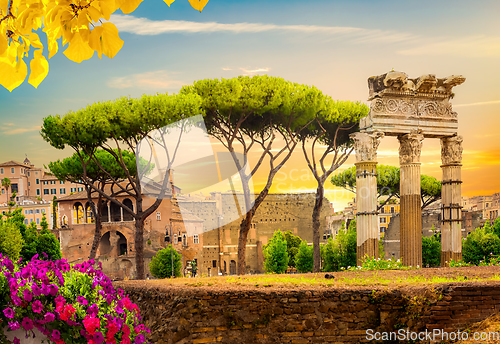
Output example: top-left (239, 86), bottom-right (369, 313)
top-left (123, 199), bottom-right (134, 221)
top-left (73, 202), bottom-right (84, 224)
top-left (229, 260), bottom-right (236, 275)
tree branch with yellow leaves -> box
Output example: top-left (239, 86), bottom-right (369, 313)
top-left (0, 0), bottom-right (209, 92)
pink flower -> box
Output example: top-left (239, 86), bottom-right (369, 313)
top-left (23, 288), bottom-right (33, 302)
top-left (32, 299), bottom-right (43, 313)
top-left (21, 317), bottom-right (34, 331)
top-left (3, 307), bottom-right (14, 318)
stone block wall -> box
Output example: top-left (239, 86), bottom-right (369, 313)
top-left (114, 281), bottom-right (500, 344)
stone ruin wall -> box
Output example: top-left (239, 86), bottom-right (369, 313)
top-left (115, 280), bottom-right (500, 344)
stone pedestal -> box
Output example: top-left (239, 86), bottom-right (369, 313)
top-left (350, 131), bottom-right (384, 265)
top-left (440, 136), bottom-right (463, 266)
top-left (398, 130), bottom-right (424, 267)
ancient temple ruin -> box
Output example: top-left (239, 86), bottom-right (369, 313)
top-left (352, 71), bottom-right (465, 267)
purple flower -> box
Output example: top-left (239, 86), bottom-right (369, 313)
top-left (23, 288), bottom-right (33, 302)
top-left (21, 317), bottom-right (34, 331)
top-left (49, 284), bottom-right (59, 296)
top-left (93, 331), bottom-right (104, 344)
top-left (32, 299), bottom-right (43, 313)
top-left (52, 329), bottom-right (61, 340)
top-left (87, 303), bottom-right (99, 317)
top-left (8, 321), bottom-right (20, 331)
top-left (11, 294), bottom-right (22, 306)
top-left (31, 283), bottom-right (41, 296)
top-left (135, 334), bottom-right (146, 344)
top-left (77, 295), bottom-right (88, 306)
top-left (44, 312), bottom-right (55, 322)
top-left (3, 307), bottom-right (14, 318)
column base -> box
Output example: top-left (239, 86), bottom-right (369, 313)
top-left (357, 238), bottom-right (379, 266)
top-left (441, 251), bottom-right (462, 267)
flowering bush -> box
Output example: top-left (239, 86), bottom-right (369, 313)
top-left (346, 256), bottom-right (413, 271)
top-left (0, 254), bottom-right (150, 344)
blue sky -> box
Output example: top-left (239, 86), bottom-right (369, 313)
top-left (1, 0), bottom-right (500, 209)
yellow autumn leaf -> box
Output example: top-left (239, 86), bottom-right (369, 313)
top-left (100, 22), bottom-right (123, 59)
top-left (63, 31), bottom-right (94, 63)
top-left (96, 0), bottom-right (117, 21)
top-left (28, 49), bottom-right (49, 88)
top-left (0, 0), bottom-right (9, 14)
top-left (0, 34), bottom-right (7, 56)
top-left (163, 0), bottom-right (175, 6)
top-left (0, 55), bottom-right (28, 92)
top-left (87, 5), bottom-right (102, 23)
top-left (88, 26), bottom-right (104, 58)
top-left (117, 0), bottom-right (143, 14)
top-left (188, 0), bottom-right (209, 12)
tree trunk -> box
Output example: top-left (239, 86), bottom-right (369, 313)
top-left (237, 188), bottom-right (268, 275)
top-left (135, 217), bottom-right (145, 279)
top-left (312, 183), bottom-right (324, 272)
top-left (88, 196), bottom-right (103, 260)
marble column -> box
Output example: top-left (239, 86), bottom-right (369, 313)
top-left (350, 131), bottom-right (384, 265)
top-left (440, 135), bottom-right (463, 266)
top-left (398, 129), bottom-right (424, 267)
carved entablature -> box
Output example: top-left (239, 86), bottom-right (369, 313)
top-left (349, 131), bottom-right (385, 162)
top-left (362, 71), bottom-right (465, 138)
top-left (441, 135), bottom-right (463, 165)
top-left (398, 129), bottom-right (424, 164)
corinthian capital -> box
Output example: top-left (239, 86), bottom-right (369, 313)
top-left (441, 135), bottom-right (463, 165)
top-left (349, 131), bottom-right (385, 162)
top-left (398, 129), bottom-right (424, 164)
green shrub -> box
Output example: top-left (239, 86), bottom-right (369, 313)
top-left (322, 220), bottom-right (357, 272)
top-left (348, 256), bottom-right (408, 271)
top-left (422, 234), bottom-right (441, 267)
top-left (35, 215), bottom-right (62, 261)
top-left (263, 230), bottom-right (289, 274)
top-left (0, 221), bottom-right (23, 261)
top-left (284, 231), bottom-right (302, 268)
top-left (150, 245), bottom-right (182, 278)
top-left (463, 221), bottom-right (500, 265)
top-left (295, 241), bottom-right (313, 273)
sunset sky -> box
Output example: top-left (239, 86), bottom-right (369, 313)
top-left (1, 0), bottom-right (499, 210)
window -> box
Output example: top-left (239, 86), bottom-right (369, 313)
top-left (11, 183), bottom-right (18, 193)
top-left (29, 209), bottom-right (33, 214)
top-left (77, 187), bottom-right (83, 192)
top-left (36, 179), bottom-right (39, 185)
top-left (380, 207), bottom-right (385, 214)
top-left (21, 168), bottom-right (24, 174)
top-left (51, 180), bottom-right (56, 185)
top-left (37, 189), bottom-right (40, 196)
top-left (51, 189), bottom-right (56, 195)
top-left (44, 189), bottom-right (49, 195)
top-left (28, 182), bottom-right (30, 187)
top-left (35, 209), bottom-right (40, 214)
top-left (0, 168), bottom-right (3, 174)
top-left (193, 234), bottom-right (199, 244)
top-left (60, 188), bottom-right (66, 194)
top-left (156, 212), bottom-right (161, 220)
top-left (43, 181), bottom-right (46, 185)
top-left (173, 234), bottom-right (177, 243)
top-left (24, 219), bottom-right (28, 225)
top-left (390, 207), bottom-right (395, 213)
top-left (177, 235), bottom-right (182, 243)
top-left (11, 168), bottom-right (14, 173)
top-left (182, 234), bottom-right (187, 246)
top-left (60, 181), bottom-right (65, 184)
top-left (25, 210), bottom-right (28, 215)
top-left (36, 218), bottom-right (40, 225)
top-left (28, 172), bottom-right (30, 177)
top-left (212, 260), bottom-right (217, 268)
top-left (380, 217), bottom-right (386, 223)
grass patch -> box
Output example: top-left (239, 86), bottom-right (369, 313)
top-left (146, 272), bottom-right (500, 288)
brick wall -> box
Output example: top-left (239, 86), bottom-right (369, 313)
top-left (114, 281), bottom-right (500, 344)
